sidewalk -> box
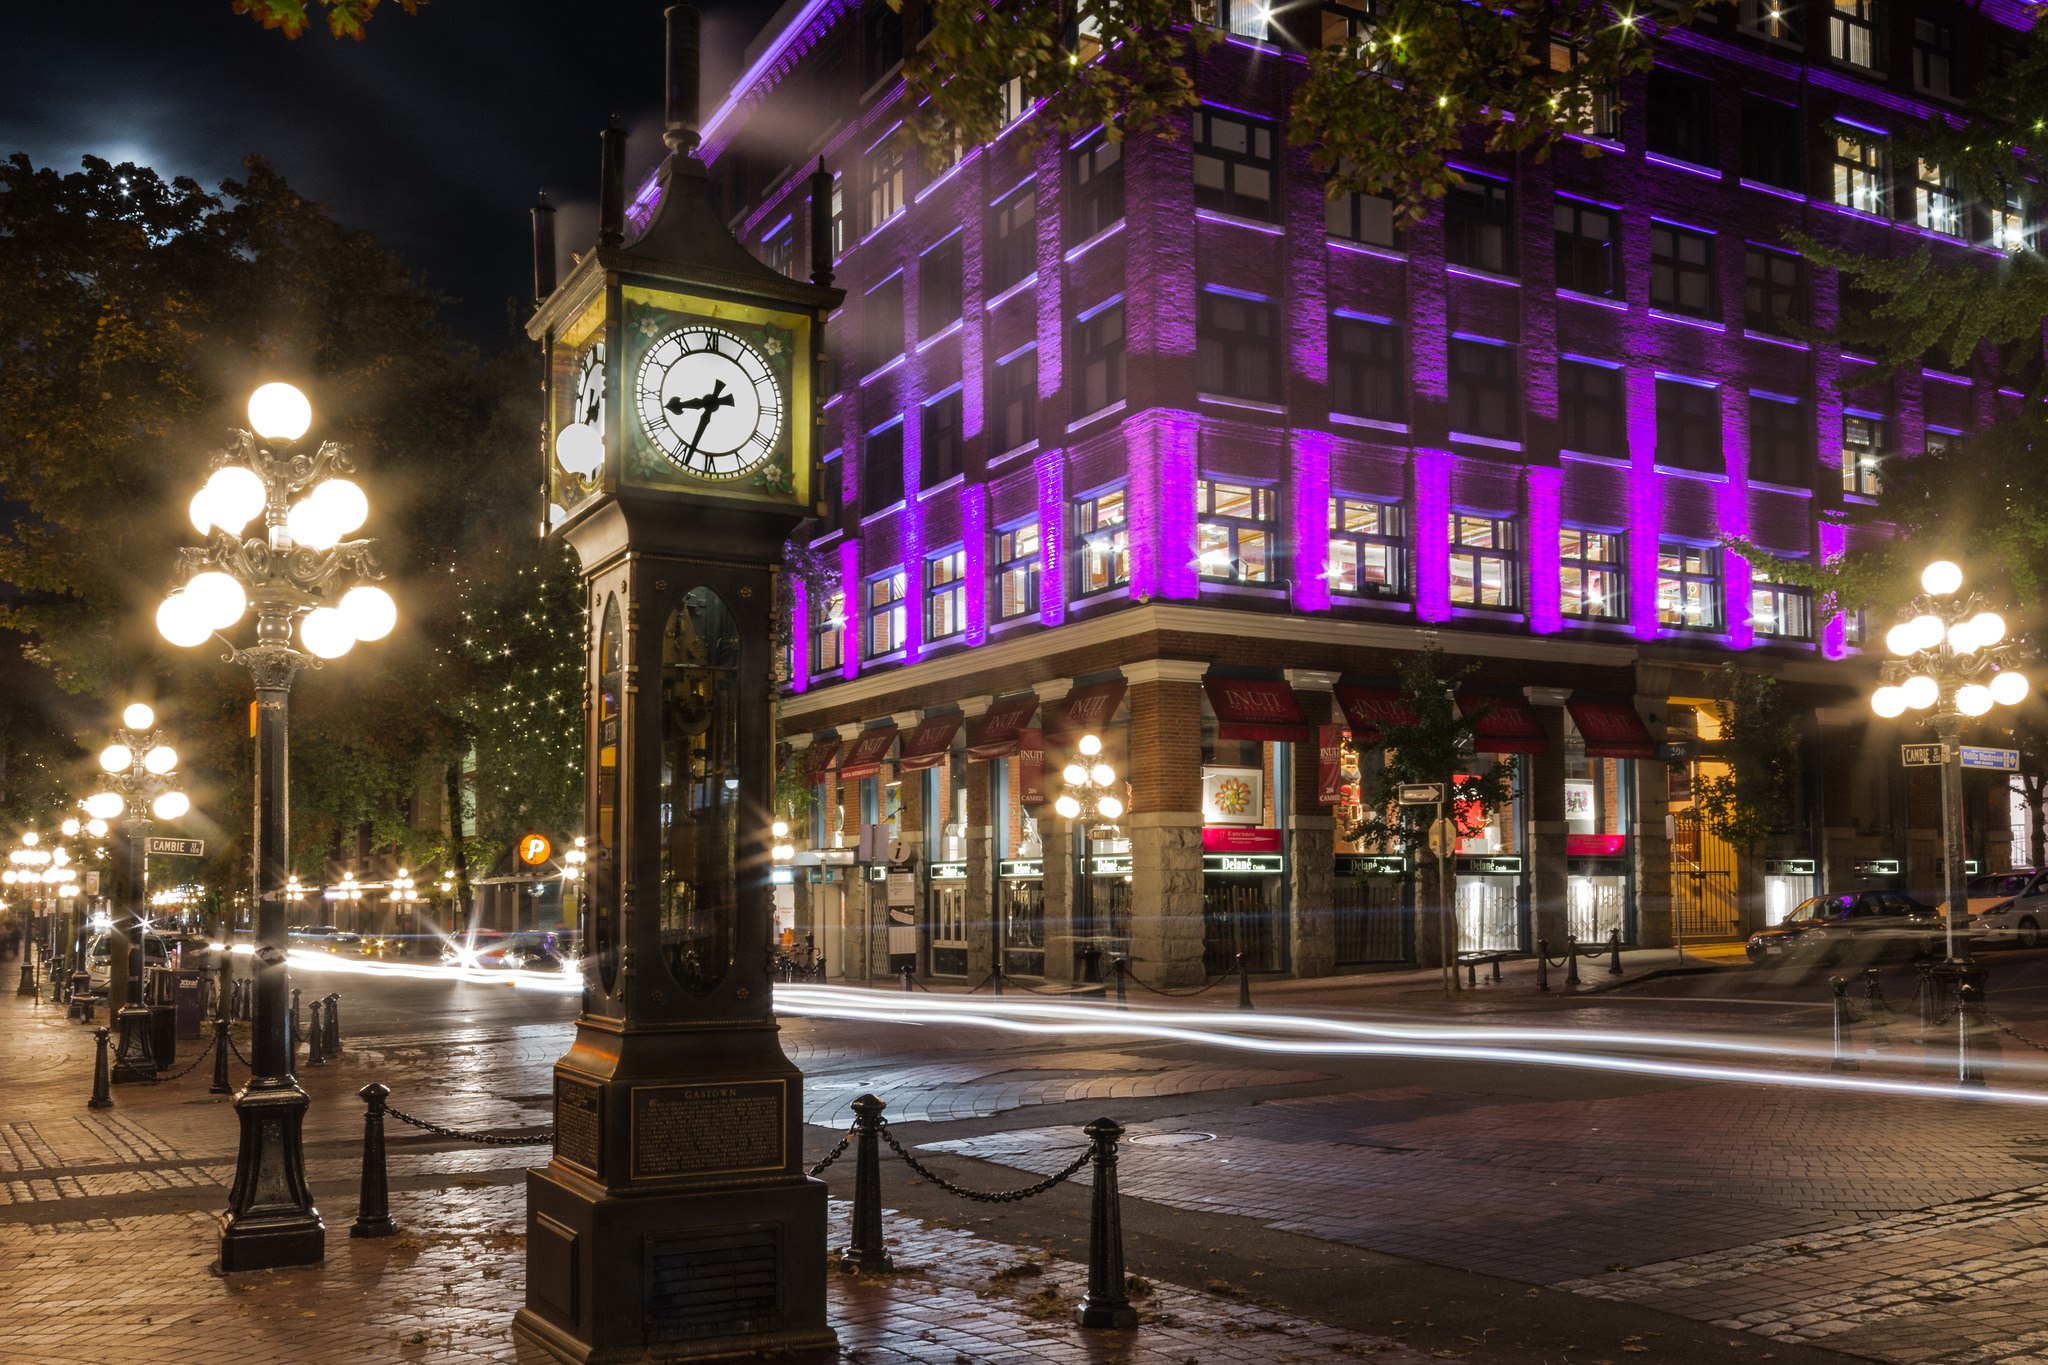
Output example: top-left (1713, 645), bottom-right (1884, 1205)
top-left (0, 986), bottom-right (1431, 1364)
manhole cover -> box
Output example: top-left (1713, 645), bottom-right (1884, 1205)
top-left (1128, 1132), bottom-right (1217, 1147)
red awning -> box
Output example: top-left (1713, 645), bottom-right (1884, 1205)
top-left (1333, 684), bottom-right (1419, 745)
top-left (1203, 674), bottom-right (1311, 743)
top-left (1566, 698), bottom-right (1657, 760)
top-left (898, 712), bottom-right (965, 770)
top-left (967, 695), bottom-right (1038, 761)
top-left (1457, 694), bottom-right (1549, 754)
top-left (1047, 678), bottom-right (1127, 742)
top-left (802, 739), bottom-right (840, 784)
top-left (838, 726), bottom-right (898, 781)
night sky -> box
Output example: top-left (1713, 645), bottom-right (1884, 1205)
top-left (3, 0), bottom-right (779, 347)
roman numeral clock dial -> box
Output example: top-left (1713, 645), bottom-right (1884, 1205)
top-left (635, 325), bottom-right (784, 479)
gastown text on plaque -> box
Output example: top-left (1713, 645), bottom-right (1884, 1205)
top-left (553, 1075), bottom-right (603, 1175)
top-left (628, 1079), bottom-right (786, 1180)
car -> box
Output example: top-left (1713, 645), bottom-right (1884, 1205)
top-left (84, 932), bottom-right (171, 991)
top-left (443, 931), bottom-right (577, 973)
top-left (1964, 871), bottom-right (2048, 948)
top-left (287, 924), bottom-right (359, 951)
top-left (1936, 870), bottom-right (2042, 920)
top-left (1745, 891), bottom-right (1943, 966)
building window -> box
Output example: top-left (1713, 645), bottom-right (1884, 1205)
top-left (1749, 392), bottom-right (1811, 486)
top-left (997, 75), bottom-right (1029, 128)
top-left (1327, 185), bottom-right (1401, 248)
top-left (1832, 128), bottom-right (1888, 215)
top-left (1647, 68), bottom-right (1716, 167)
top-left (1738, 0), bottom-right (1800, 41)
top-left (991, 347), bottom-right (1038, 453)
top-left (925, 549), bottom-right (967, 642)
top-left (1992, 191), bottom-right (2030, 253)
top-left (920, 234), bottom-right (963, 336)
top-left (1196, 0), bottom-right (1272, 37)
top-left (828, 172), bottom-right (846, 255)
top-left (1548, 40), bottom-right (1620, 140)
top-left (1197, 291), bottom-right (1280, 402)
top-left (1829, 0), bottom-right (1880, 67)
top-left (1193, 108), bottom-right (1278, 220)
top-left (1560, 528), bottom-right (1627, 621)
top-left (1555, 199), bottom-right (1623, 298)
top-left (863, 273), bottom-right (904, 373)
top-left (1914, 160), bottom-right (1961, 237)
top-left (1449, 514), bottom-right (1520, 609)
top-left (1744, 245), bottom-right (1804, 334)
top-left (1073, 301), bottom-right (1126, 415)
top-left (811, 588), bottom-right (845, 675)
top-left (820, 454), bottom-right (844, 528)
top-left (1068, 127), bottom-right (1125, 244)
top-left (861, 2), bottom-right (902, 88)
top-left (1842, 410), bottom-right (1888, 495)
top-left (921, 389), bottom-right (964, 488)
top-left (1924, 425), bottom-right (1963, 457)
top-left (1740, 97), bottom-right (1803, 191)
top-left (1448, 338), bottom-right (1518, 440)
top-left (1329, 316), bottom-right (1404, 422)
top-left (865, 570), bottom-right (906, 658)
top-left (866, 136), bottom-right (905, 231)
top-left (762, 219), bottom-right (795, 278)
top-left (863, 422), bottom-right (904, 511)
top-left (1752, 579), bottom-right (1813, 640)
top-left (1658, 545), bottom-right (1721, 630)
top-left (1650, 222), bottom-right (1719, 319)
top-left (1655, 378), bottom-right (1723, 473)
top-left (1328, 497), bottom-right (1405, 598)
top-left (987, 179), bottom-right (1037, 294)
top-left (1444, 177), bottom-right (1515, 275)
top-left (994, 520), bottom-right (1040, 621)
top-left (1320, 1), bottom-right (1378, 47)
top-left (1196, 479), bottom-right (1278, 585)
top-left (1913, 16), bottom-right (1954, 95)
top-left (1559, 359), bottom-right (1625, 459)
top-left (1074, 487), bottom-right (1130, 597)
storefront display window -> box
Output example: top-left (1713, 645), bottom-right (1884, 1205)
top-left (1563, 712), bottom-right (1632, 943)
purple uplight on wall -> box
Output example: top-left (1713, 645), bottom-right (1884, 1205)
top-left (1524, 466), bottom-right (1562, 635)
top-left (1623, 369), bottom-right (1664, 640)
top-left (900, 427), bottom-right (926, 666)
top-left (1157, 414), bottom-right (1199, 600)
top-left (1716, 390), bottom-right (1755, 651)
top-left (962, 484), bottom-right (989, 646)
top-left (1035, 448), bottom-right (1067, 627)
top-left (1818, 521), bottom-right (1849, 659)
top-left (1291, 431), bottom-right (1333, 613)
top-left (839, 540), bottom-right (862, 681)
top-left (1413, 449), bottom-right (1451, 623)
top-left (790, 575), bottom-right (812, 693)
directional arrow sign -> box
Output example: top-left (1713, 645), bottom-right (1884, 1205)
top-left (1398, 783), bottom-right (1445, 805)
top-left (1961, 746), bottom-right (2020, 772)
top-left (1900, 744), bottom-right (1945, 768)
top-left (145, 837), bottom-right (205, 857)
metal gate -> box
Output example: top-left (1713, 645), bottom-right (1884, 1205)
top-left (928, 881), bottom-right (969, 977)
top-left (1000, 880), bottom-right (1045, 979)
top-left (1671, 810), bottom-right (1740, 940)
top-left (1203, 878), bottom-right (1282, 974)
top-left (1332, 875), bottom-right (1410, 964)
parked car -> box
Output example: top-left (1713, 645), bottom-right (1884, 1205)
top-left (84, 933), bottom-right (171, 991)
top-left (1963, 871), bottom-right (2048, 948)
top-left (1745, 891), bottom-right (1942, 966)
top-left (1935, 870), bottom-right (2043, 921)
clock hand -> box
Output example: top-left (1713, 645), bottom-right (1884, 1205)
top-left (682, 379), bottom-right (735, 459)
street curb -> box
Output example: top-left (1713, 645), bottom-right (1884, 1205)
top-left (1575, 963), bottom-right (1742, 994)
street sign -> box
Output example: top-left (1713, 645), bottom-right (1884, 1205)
top-left (517, 833), bottom-right (553, 865)
top-left (1398, 783), bottom-right (1445, 805)
top-left (1426, 819), bottom-right (1458, 858)
top-left (145, 837), bottom-right (204, 857)
top-left (1900, 743), bottom-right (1944, 768)
top-left (1961, 746), bottom-right (2020, 771)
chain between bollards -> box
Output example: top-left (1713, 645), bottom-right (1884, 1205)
top-left (840, 1094), bottom-right (891, 1272)
top-left (1829, 976), bottom-right (1859, 1072)
top-left (88, 1026), bottom-right (113, 1109)
top-left (352, 1082), bottom-right (398, 1238)
top-left (1075, 1117), bottom-right (1138, 1329)
top-left (1235, 950), bottom-right (1253, 1011)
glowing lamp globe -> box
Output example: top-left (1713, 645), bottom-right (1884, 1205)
top-left (248, 382), bottom-right (312, 442)
top-left (1097, 795), bottom-right (1125, 820)
top-left (1921, 560), bottom-right (1964, 596)
top-left (83, 792), bottom-right (125, 820)
top-left (1870, 686), bottom-right (1907, 718)
top-left (1062, 763), bottom-right (1087, 786)
top-left (98, 744), bottom-right (133, 774)
top-left (185, 570), bottom-right (248, 630)
top-left (1957, 684), bottom-right (1994, 717)
top-left (156, 593), bottom-right (213, 649)
top-left (1884, 622), bottom-right (1921, 657)
top-left (1946, 619), bottom-right (1981, 654)
top-left (1968, 611), bottom-right (2006, 648)
top-left (86, 819), bottom-right (107, 837)
top-left (286, 492), bottom-right (344, 550)
top-left (144, 745), bottom-right (177, 775)
top-left (151, 791), bottom-right (191, 820)
top-left (200, 465), bottom-right (266, 534)
top-left (771, 821), bottom-right (790, 839)
top-left (1991, 671), bottom-right (2031, 706)
top-left (122, 703), bottom-right (155, 731)
top-left (21, 832), bottom-right (38, 847)
top-left (316, 479), bottom-right (369, 536)
top-left (59, 818), bottom-right (79, 837)
top-left (1055, 795), bottom-right (1083, 820)
top-left (189, 491), bottom-right (214, 536)
top-left (300, 607), bottom-right (355, 659)
top-left (555, 423), bottom-right (604, 478)
top-left (1089, 763), bottom-right (1115, 788)
top-left (1909, 615), bottom-right (1947, 652)
top-left (1077, 734), bottom-right (1103, 757)
top-left (1901, 675), bottom-right (1940, 710)
top-left (337, 585), bottom-right (397, 642)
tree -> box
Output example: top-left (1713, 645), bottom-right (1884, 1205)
top-left (893, 0), bottom-right (1720, 219)
top-left (1342, 645), bottom-right (1513, 988)
top-left (229, 0), bottom-right (420, 40)
top-left (1691, 665), bottom-right (1800, 851)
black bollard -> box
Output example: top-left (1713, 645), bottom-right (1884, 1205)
top-left (993, 961), bottom-right (1004, 997)
top-left (1113, 955), bottom-right (1128, 1011)
top-left (900, 963), bottom-right (914, 993)
top-left (1957, 982), bottom-right (1988, 1090)
top-left (352, 1083), bottom-right (399, 1238)
top-left (1829, 976), bottom-right (1859, 1072)
top-left (306, 995), bottom-right (326, 1067)
top-left (1608, 927), bottom-right (1624, 976)
top-left (17, 948), bottom-right (36, 997)
top-left (1862, 969), bottom-right (1891, 1053)
top-left (88, 1026), bottom-right (113, 1110)
top-left (324, 994), bottom-right (341, 1060)
top-left (1536, 938), bottom-right (1550, 993)
top-left (841, 1094), bottom-right (891, 1272)
top-left (1916, 960), bottom-right (1937, 1033)
top-left (1075, 1117), bottom-right (1139, 1329)
top-left (1565, 937), bottom-right (1581, 988)
top-left (209, 1018), bottom-right (233, 1095)
top-left (289, 987), bottom-right (302, 1067)
top-left (1236, 950), bottom-right (1253, 1012)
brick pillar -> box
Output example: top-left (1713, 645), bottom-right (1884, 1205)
top-left (961, 697), bottom-right (995, 983)
top-left (1032, 680), bottom-right (1078, 983)
top-left (1125, 662), bottom-right (1206, 986)
top-left (1631, 742), bottom-right (1675, 949)
top-left (1527, 688), bottom-right (1571, 951)
top-left (1286, 671), bottom-right (1338, 978)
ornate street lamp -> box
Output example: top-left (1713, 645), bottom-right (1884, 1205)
top-left (1055, 734), bottom-right (1125, 949)
top-left (84, 702), bottom-right (189, 1082)
top-left (158, 381), bottom-right (397, 1273)
top-left (1870, 560), bottom-right (2031, 963)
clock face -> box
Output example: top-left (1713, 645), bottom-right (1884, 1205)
top-left (636, 325), bottom-right (784, 479)
top-left (575, 343), bottom-right (606, 430)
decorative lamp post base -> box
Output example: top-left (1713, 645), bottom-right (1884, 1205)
top-left (112, 1004), bottom-right (157, 1084)
top-left (218, 1079), bottom-right (325, 1273)
top-left (18, 957), bottom-right (37, 997)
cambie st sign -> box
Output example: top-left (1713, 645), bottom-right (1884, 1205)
top-left (145, 837), bottom-right (204, 857)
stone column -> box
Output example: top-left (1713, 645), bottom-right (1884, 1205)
top-left (1285, 670), bottom-right (1339, 978)
top-left (1631, 743), bottom-right (1675, 948)
top-left (1526, 687), bottom-right (1571, 951)
top-left (1034, 679), bottom-right (1080, 983)
top-left (1124, 661), bottom-right (1206, 986)
top-left (959, 696), bottom-right (996, 983)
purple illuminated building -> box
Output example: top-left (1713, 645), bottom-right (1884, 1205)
top-left (687, 0), bottom-right (2034, 985)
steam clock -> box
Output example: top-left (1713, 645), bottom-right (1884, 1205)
top-left (514, 8), bottom-right (842, 1360)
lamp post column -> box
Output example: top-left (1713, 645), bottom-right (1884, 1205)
top-left (1933, 710), bottom-right (1972, 964)
top-left (112, 811), bottom-right (154, 1081)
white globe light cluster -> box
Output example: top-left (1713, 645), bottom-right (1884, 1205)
top-left (1870, 562), bottom-right (2029, 722)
